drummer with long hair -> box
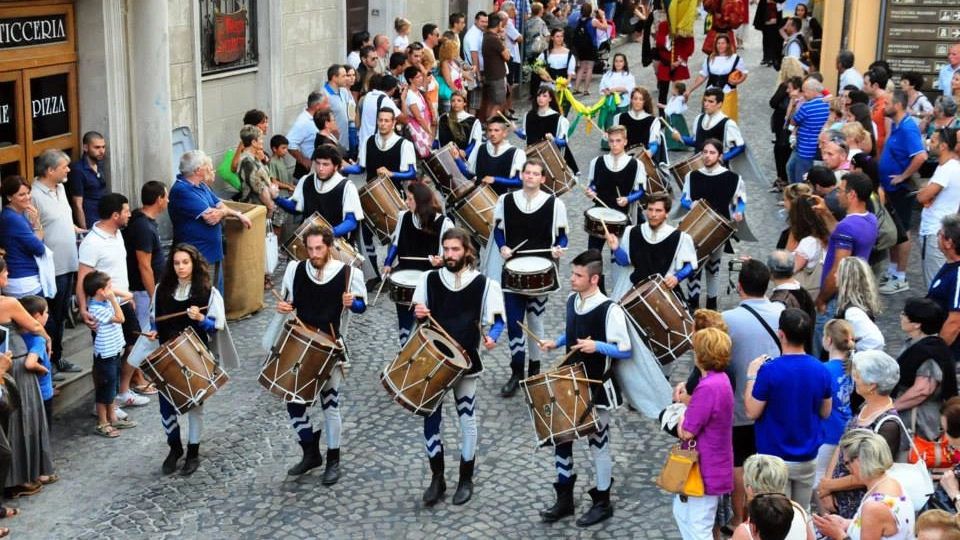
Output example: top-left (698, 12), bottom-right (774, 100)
top-left (275, 225), bottom-right (366, 485)
top-left (612, 87), bottom-right (661, 159)
top-left (437, 91), bottom-right (482, 161)
top-left (382, 181), bottom-right (453, 346)
top-left (146, 243), bottom-right (231, 476)
top-left (486, 158), bottom-right (569, 398)
top-left (411, 227), bottom-right (504, 507)
top-left (515, 87), bottom-right (578, 174)
top-left (680, 138), bottom-right (746, 311)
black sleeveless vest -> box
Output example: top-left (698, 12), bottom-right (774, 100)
top-left (628, 226), bottom-right (682, 284)
top-left (365, 135), bottom-right (404, 185)
top-left (475, 144), bottom-right (519, 196)
top-left (619, 113), bottom-right (656, 150)
top-left (563, 295), bottom-right (619, 408)
top-left (503, 194), bottom-right (555, 251)
top-left (292, 261), bottom-right (348, 335)
top-left (396, 212), bottom-right (444, 271)
top-left (524, 111), bottom-right (560, 146)
top-left (438, 114), bottom-right (478, 151)
top-left (156, 289), bottom-right (211, 345)
top-left (694, 115), bottom-right (729, 152)
top-left (425, 271), bottom-right (487, 375)
top-left (689, 169), bottom-right (739, 219)
top-left (593, 155), bottom-right (639, 211)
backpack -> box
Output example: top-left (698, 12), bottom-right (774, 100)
top-left (573, 17), bottom-right (594, 57)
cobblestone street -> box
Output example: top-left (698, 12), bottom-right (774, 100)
top-left (16, 25), bottom-right (923, 540)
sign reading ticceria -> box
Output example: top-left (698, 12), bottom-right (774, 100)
top-left (0, 15), bottom-right (67, 48)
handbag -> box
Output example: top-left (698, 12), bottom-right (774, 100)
top-left (656, 441), bottom-right (704, 496)
top-left (875, 414), bottom-right (935, 509)
top-left (871, 194), bottom-right (897, 252)
top-left (908, 408), bottom-right (959, 469)
top-left (265, 231), bottom-right (279, 274)
top-left (434, 67), bottom-right (453, 101)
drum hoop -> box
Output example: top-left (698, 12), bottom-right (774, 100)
top-left (585, 207), bottom-right (627, 222)
top-left (522, 364), bottom-right (598, 446)
top-left (505, 257), bottom-right (555, 273)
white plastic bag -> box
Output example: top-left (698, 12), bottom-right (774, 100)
top-left (265, 231), bottom-right (279, 274)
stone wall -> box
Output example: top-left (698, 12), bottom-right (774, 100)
top-left (168, 0), bottom-right (197, 147)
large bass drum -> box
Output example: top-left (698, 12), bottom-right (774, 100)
top-left (677, 200), bottom-right (735, 267)
top-left (619, 274), bottom-right (694, 366)
top-left (519, 363), bottom-right (599, 446)
top-left (141, 327), bottom-right (229, 415)
top-left (358, 174), bottom-right (405, 244)
top-left (259, 321), bottom-right (343, 404)
top-left (380, 325), bottom-right (471, 416)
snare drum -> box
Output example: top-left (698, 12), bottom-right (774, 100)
top-left (451, 184), bottom-right (498, 243)
top-left (424, 143), bottom-right (476, 200)
top-left (259, 321), bottom-right (344, 404)
top-left (526, 140), bottom-right (575, 196)
top-left (583, 207), bottom-right (629, 238)
top-left (668, 153), bottom-right (706, 192)
top-left (627, 145), bottom-right (667, 194)
top-left (388, 270), bottom-right (423, 306)
top-left (380, 325), bottom-right (471, 416)
top-left (677, 200), bottom-right (735, 266)
top-left (359, 175), bottom-right (405, 244)
top-left (520, 363), bottom-right (599, 446)
top-left (502, 257), bottom-right (558, 296)
top-left (141, 327), bottom-right (229, 415)
top-left (284, 212), bottom-right (364, 268)
top-left (619, 275), bottom-right (694, 366)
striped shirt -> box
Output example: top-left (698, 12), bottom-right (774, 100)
top-left (89, 299), bottom-right (125, 359)
top-left (793, 97), bottom-right (831, 159)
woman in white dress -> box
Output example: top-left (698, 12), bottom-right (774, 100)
top-left (685, 34), bottom-right (748, 122)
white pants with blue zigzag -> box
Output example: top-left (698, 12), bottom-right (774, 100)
top-left (423, 376), bottom-right (478, 461)
top-left (553, 409), bottom-right (612, 490)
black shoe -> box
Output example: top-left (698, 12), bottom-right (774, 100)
top-left (181, 443), bottom-right (200, 476)
top-left (451, 458), bottom-right (474, 505)
top-left (540, 474), bottom-right (577, 522)
top-left (321, 448), bottom-right (340, 485)
top-left (706, 297), bottom-right (718, 311)
top-left (162, 440), bottom-right (184, 475)
top-left (55, 359), bottom-right (82, 373)
top-left (422, 451), bottom-right (446, 506)
top-left (287, 437), bottom-right (322, 476)
top-left (527, 361), bottom-right (541, 378)
top-left (576, 480), bottom-right (614, 527)
top-left (500, 364), bottom-right (524, 397)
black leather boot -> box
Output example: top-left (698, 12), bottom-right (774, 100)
top-left (706, 296), bottom-right (718, 311)
top-left (422, 450), bottom-right (446, 506)
top-left (500, 363), bottom-right (524, 397)
top-left (181, 443), bottom-right (200, 476)
top-left (162, 440), bottom-right (183, 475)
top-left (321, 448), bottom-right (340, 485)
top-left (287, 437), bottom-right (322, 476)
top-left (540, 474), bottom-right (577, 522)
top-left (576, 479), bottom-right (614, 527)
top-left (451, 458), bottom-right (475, 505)
top-left (527, 361), bottom-right (541, 378)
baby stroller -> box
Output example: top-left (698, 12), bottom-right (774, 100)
top-left (593, 39), bottom-right (611, 74)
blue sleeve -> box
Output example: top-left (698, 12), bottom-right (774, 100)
top-left (169, 186), bottom-right (213, 221)
top-left (455, 157), bottom-right (474, 178)
top-left (555, 335), bottom-right (567, 348)
top-left (680, 135), bottom-right (695, 147)
top-left (464, 141), bottom-right (476, 157)
top-left (723, 144), bottom-right (744, 163)
top-left (626, 186), bottom-right (645, 204)
top-left (647, 141), bottom-right (659, 155)
top-left (675, 263), bottom-right (694, 281)
top-left (735, 198), bottom-right (746, 214)
top-left (680, 193), bottom-right (693, 209)
top-left (332, 213), bottom-right (358, 237)
top-left (198, 316), bottom-right (217, 333)
top-left (493, 227), bottom-right (506, 249)
top-left (65, 168), bottom-right (84, 198)
top-left (555, 137), bottom-right (567, 148)
top-left (589, 182), bottom-right (597, 191)
top-left (752, 364), bottom-right (772, 401)
top-left (492, 175), bottom-right (522, 188)
top-left (350, 298), bottom-right (367, 314)
top-left (515, 128), bottom-right (527, 140)
top-left (274, 196), bottom-right (298, 213)
top-left (613, 246), bottom-right (630, 266)
top-left (384, 244), bottom-right (398, 267)
top-left (392, 165), bottom-right (416, 180)
top-left (595, 340), bottom-right (631, 359)
top-left (431, 139), bottom-right (440, 150)
top-left (341, 163), bottom-right (363, 175)
top-left (487, 315), bottom-right (505, 341)
top-left (554, 230), bottom-right (568, 248)
top-left (9, 215), bottom-right (46, 256)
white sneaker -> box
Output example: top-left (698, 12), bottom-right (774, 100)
top-left (115, 407), bottom-right (129, 420)
top-left (877, 272), bottom-right (892, 287)
top-left (117, 392), bottom-right (150, 407)
top-left (878, 278), bottom-right (910, 295)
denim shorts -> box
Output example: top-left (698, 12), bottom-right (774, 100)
top-left (93, 353), bottom-right (121, 405)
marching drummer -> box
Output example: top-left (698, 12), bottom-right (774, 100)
top-left (411, 228), bottom-right (505, 507)
top-left (437, 91), bottom-right (482, 161)
top-left (680, 138), bottom-right (746, 311)
top-left (275, 224), bottom-right (367, 485)
top-left (671, 87), bottom-right (745, 162)
top-left (464, 116), bottom-right (527, 195)
top-left (487, 158), bottom-right (569, 398)
top-left (514, 87), bottom-right (578, 175)
top-left (612, 87), bottom-right (662, 158)
top-left (382, 181), bottom-right (453, 346)
top-left (538, 249), bottom-right (631, 527)
top-left (146, 244), bottom-right (236, 476)
top-left (605, 192), bottom-right (697, 300)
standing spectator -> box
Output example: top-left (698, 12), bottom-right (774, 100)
top-left (372, 34), bottom-right (391, 74)
top-left (878, 89), bottom-right (929, 295)
top-left (123, 181), bottom-right (167, 333)
top-left (285, 91), bottom-right (328, 179)
top-left (789, 193), bottom-right (830, 298)
top-left (807, 165), bottom-right (845, 222)
top-left (541, 0), bottom-right (566, 32)
top-left (437, 36), bottom-right (466, 114)
top-left (358, 74), bottom-right (405, 150)
top-left (403, 66), bottom-right (435, 158)
top-left (745, 308), bottom-right (832, 509)
top-left (0, 176), bottom-right (45, 299)
top-left (324, 65), bottom-right (351, 154)
top-left (928, 214), bottom-right (960, 361)
top-left (919, 128), bottom-right (960, 288)
top-left (346, 31), bottom-right (371, 69)
top-left (754, 0), bottom-right (784, 68)
top-left (421, 23), bottom-right (441, 52)
top-left (767, 250), bottom-right (816, 353)
top-left (570, 4), bottom-right (607, 96)
top-left (863, 68), bottom-right (890, 154)
top-left (501, 4), bottom-right (523, 118)
top-left (835, 257), bottom-right (885, 353)
top-left (524, 3), bottom-right (549, 62)
top-left (66, 131), bottom-right (107, 230)
top-left (902, 72), bottom-right (934, 127)
top-left (916, 509), bottom-right (960, 539)
top-left (768, 68), bottom-right (804, 192)
top-left (836, 50), bottom-right (863, 91)
top-left (721, 260), bottom-right (786, 533)
top-left (168, 150), bottom-right (252, 293)
top-left (938, 43), bottom-right (960, 94)
top-left (819, 132), bottom-right (852, 184)
top-left (779, 17), bottom-right (808, 71)
top-left (30, 149), bottom-right (82, 378)
top-left (786, 78), bottom-right (830, 184)
top-left (816, 319), bottom-right (855, 489)
top-left (352, 45), bottom-right (379, 99)
top-left (463, 11), bottom-right (489, 113)
top-left (478, 12), bottom-right (510, 121)
top-left (236, 125), bottom-right (277, 222)
top-left (731, 454), bottom-right (817, 540)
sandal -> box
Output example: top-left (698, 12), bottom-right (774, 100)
top-left (94, 424), bottom-right (119, 438)
top-left (6, 483), bottom-right (41, 499)
top-left (0, 526), bottom-right (9, 538)
top-left (38, 474), bottom-right (59, 485)
top-left (0, 507), bottom-right (19, 519)
top-left (111, 418), bottom-right (138, 430)
top-left (132, 383), bottom-right (158, 396)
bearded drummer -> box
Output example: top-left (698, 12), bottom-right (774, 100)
top-left (274, 224), bottom-right (367, 485)
top-left (411, 227), bottom-right (505, 507)
top-left (538, 249), bottom-right (632, 527)
top-left (487, 158), bottom-right (569, 398)
top-left (382, 181), bottom-right (453, 346)
top-left (464, 116), bottom-right (527, 195)
top-left (515, 87), bottom-right (578, 175)
top-left (680, 138), bottom-right (746, 310)
top-left (671, 88), bottom-right (745, 161)
top-left (604, 192), bottom-right (697, 300)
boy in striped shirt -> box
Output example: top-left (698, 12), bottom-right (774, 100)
top-left (84, 270), bottom-right (137, 438)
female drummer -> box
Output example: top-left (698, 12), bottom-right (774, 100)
top-left (515, 87), bottom-right (578, 174)
top-left (147, 244), bottom-right (229, 476)
top-left (611, 87), bottom-right (661, 159)
top-left (382, 182), bottom-right (453, 346)
top-left (437, 91), bottom-right (482, 161)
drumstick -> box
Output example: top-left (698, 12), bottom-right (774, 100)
top-left (515, 247), bottom-right (567, 255)
top-left (516, 321), bottom-right (544, 347)
top-left (551, 374), bottom-right (604, 385)
top-left (600, 218), bottom-right (610, 237)
top-left (269, 288), bottom-right (308, 329)
top-left (496, 110), bottom-right (518, 131)
top-left (510, 239), bottom-right (529, 252)
top-left (154, 306), bottom-right (209, 322)
top-left (399, 256), bottom-right (431, 261)
top-left (582, 185), bottom-right (611, 209)
top-left (615, 186), bottom-right (622, 199)
top-left (372, 275), bottom-right (388, 306)
top-left (551, 335), bottom-right (592, 369)
top-left (426, 313), bottom-right (462, 351)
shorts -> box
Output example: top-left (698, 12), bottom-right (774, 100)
top-left (483, 78), bottom-right (508, 105)
top-left (93, 353), bottom-right (121, 404)
top-left (886, 188), bottom-right (914, 243)
top-left (507, 61), bottom-right (521, 85)
top-left (468, 87), bottom-right (482, 111)
top-left (732, 424), bottom-right (757, 467)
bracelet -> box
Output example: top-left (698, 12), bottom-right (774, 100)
top-left (746, 375), bottom-right (757, 381)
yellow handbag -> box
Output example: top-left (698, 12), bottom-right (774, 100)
top-left (656, 441), bottom-right (703, 496)
top-left (683, 461), bottom-right (705, 497)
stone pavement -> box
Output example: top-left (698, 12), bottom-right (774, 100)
top-left (15, 24), bottom-right (923, 540)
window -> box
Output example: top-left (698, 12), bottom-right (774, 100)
top-left (200, 0), bottom-right (258, 76)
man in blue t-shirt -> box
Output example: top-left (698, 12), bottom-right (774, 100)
top-left (745, 308), bottom-right (832, 508)
top-left (787, 79), bottom-right (831, 184)
top-left (928, 213), bottom-right (960, 360)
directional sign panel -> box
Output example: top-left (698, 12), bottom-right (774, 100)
top-left (881, 1), bottom-right (960, 91)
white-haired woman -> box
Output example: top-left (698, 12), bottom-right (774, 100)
top-left (731, 454), bottom-right (814, 540)
top-left (813, 430), bottom-right (915, 540)
top-left (816, 351), bottom-right (907, 520)
top-left (835, 256), bottom-right (885, 352)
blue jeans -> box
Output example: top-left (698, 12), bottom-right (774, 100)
top-left (787, 151), bottom-right (814, 185)
top-left (44, 273), bottom-right (72, 364)
top-left (93, 353), bottom-right (121, 404)
top-left (602, 1), bottom-right (616, 21)
top-left (814, 297), bottom-right (837, 358)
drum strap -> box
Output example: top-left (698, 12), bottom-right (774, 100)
top-left (740, 304), bottom-right (782, 355)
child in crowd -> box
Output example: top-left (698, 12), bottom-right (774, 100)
top-left (84, 271), bottom-right (136, 438)
top-left (663, 81), bottom-right (689, 151)
top-left (18, 296), bottom-right (53, 427)
top-left (268, 134), bottom-right (296, 242)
